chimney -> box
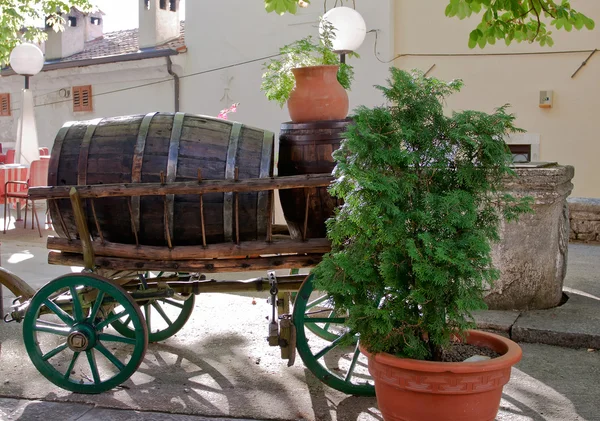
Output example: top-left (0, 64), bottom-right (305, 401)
top-left (84, 10), bottom-right (105, 42)
top-left (45, 8), bottom-right (85, 60)
top-left (139, 0), bottom-right (181, 49)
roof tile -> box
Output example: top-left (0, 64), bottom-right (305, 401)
top-left (54, 21), bottom-right (186, 63)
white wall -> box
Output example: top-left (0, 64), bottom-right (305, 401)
top-left (179, 1), bottom-right (394, 224)
top-left (0, 57), bottom-right (176, 149)
top-left (181, 0), bottom-right (395, 134)
top-left (2, 2), bottom-right (396, 154)
top-left (395, 0), bottom-right (600, 198)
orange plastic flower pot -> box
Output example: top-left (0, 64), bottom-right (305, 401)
top-left (362, 330), bottom-right (522, 421)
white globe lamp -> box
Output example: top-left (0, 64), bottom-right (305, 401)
top-left (10, 43), bottom-right (44, 166)
top-left (10, 43), bottom-right (44, 81)
top-left (321, 7), bottom-right (367, 54)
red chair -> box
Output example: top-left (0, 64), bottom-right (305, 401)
top-left (4, 159), bottom-right (50, 237)
top-left (4, 149), bottom-right (15, 164)
top-left (39, 147), bottom-right (50, 156)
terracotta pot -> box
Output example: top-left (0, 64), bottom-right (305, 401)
top-left (362, 330), bottom-right (522, 421)
top-left (287, 65), bottom-right (349, 123)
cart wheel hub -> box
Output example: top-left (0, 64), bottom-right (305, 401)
top-left (67, 325), bottom-right (96, 351)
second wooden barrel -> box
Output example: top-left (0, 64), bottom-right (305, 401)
top-left (278, 119), bottom-right (350, 239)
top-left (49, 112), bottom-right (274, 246)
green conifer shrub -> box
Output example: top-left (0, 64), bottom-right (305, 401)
top-left (312, 68), bottom-right (532, 361)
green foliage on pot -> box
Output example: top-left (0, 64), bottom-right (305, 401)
top-left (261, 21), bottom-right (354, 108)
top-left (312, 68), bottom-right (533, 361)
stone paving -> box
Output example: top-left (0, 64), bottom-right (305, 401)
top-left (0, 218), bottom-right (599, 421)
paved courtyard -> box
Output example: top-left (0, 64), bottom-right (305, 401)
top-left (0, 216), bottom-right (599, 421)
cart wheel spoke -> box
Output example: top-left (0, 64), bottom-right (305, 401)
top-left (344, 342), bottom-right (361, 382)
top-left (121, 316), bottom-right (132, 328)
top-left (88, 291), bottom-right (105, 322)
top-left (110, 274), bottom-right (195, 343)
top-left (42, 342), bottom-right (69, 361)
top-left (43, 299), bottom-right (74, 326)
top-left (144, 304), bottom-right (151, 331)
top-left (35, 319), bottom-right (66, 327)
top-left (98, 333), bottom-right (136, 345)
top-left (86, 350), bottom-right (101, 385)
top-left (322, 310), bottom-right (334, 332)
top-left (69, 286), bottom-right (84, 322)
top-left (306, 294), bottom-right (329, 309)
top-left (162, 298), bottom-right (185, 309)
top-left (96, 309), bottom-right (128, 330)
top-left (293, 274), bottom-right (374, 397)
top-left (64, 351), bottom-right (81, 380)
top-left (23, 273), bottom-right (148, 394)
top-left (95, 342), bottom-right (125, 371)
top-left (152, 302), bottom-right (173, 326)
top-left (314, 332), bottom-right (350, 360)
top-left (33, 324), bottom-right (71, 336)
top-left (304, 317), bottom-right (346, 324)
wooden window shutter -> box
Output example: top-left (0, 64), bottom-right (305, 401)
top-left (73, 85), bottom-right (93, 112)
top-left (0, 93), bottom-right (10, 117)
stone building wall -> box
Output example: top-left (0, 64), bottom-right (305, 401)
top-left (569, 198), bottom-right (600, 243)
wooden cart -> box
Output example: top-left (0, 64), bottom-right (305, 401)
top-left (0, 173), bottom-right (374, 396)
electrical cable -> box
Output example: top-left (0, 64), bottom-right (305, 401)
top-left (370, 28), bottom-right (598, 63)
top-left (9, 52), bottom-right (283, 111)
top-left (9, 29), bottom-right (597, 112)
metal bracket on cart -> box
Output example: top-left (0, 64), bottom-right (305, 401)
top-left (266, 271), bottom-right (296, 365)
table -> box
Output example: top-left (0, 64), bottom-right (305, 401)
top-left (0, 164), bottom-right (29, 220)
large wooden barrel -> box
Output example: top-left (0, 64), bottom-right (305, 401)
top-left (278, 119), bottom-right (350, 239)
top-left (49, 112), bottom-right (274, 246)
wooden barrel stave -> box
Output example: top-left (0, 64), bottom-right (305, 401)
top-left (278, 119), bottom-right (349, 239)
top-left (49, 113), bottom-right (274, 247)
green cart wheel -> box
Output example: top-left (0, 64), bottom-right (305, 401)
top-left (23, 273), bottom-right (148, 394)
top-left (110, 273), bottom-right (195, 343)
top-left (289, 269), bottom-right (338, 341)
top-left (293, 274), bottom-right (375, 396)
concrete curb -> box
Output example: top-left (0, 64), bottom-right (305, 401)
top-left (474, 290), bottom-right (600, 350)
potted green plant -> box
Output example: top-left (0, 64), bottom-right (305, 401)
top-left (261, 20), bottom-right (355, 122)
top-left (312, 68), bottom-right (532, 421)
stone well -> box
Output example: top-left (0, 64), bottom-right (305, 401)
top-left (485, 164), bottom-right (574, 310)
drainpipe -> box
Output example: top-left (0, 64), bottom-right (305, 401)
top-left (166, 56), bottom-right (180, 112)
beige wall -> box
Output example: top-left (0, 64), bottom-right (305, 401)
top-left (395, 0), bottom-right (600, 198)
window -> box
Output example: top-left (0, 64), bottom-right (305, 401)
top-left (72, 85), bottom-right (93, 112)
top-left (90, 17), bottom-right (101, 25)
top-left (0, 93), bottom-right (10, 117)
top-left (159, 0), bottom-right (166, 9)
top-left (508, 144), bottom-right (531, 163)
top-left (169, 0), bottom-right (177, 11)
top-left (68, 16), bottom-right (77, 27)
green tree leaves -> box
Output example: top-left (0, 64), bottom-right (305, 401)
top-left (0, 0), bottom-right (94, 66)
top-left (263, 0), bottom-right (594, 48)
top-left (446, 0), bottom-right (595, 48)
top-left (264, 0), bottom-right (310, 15)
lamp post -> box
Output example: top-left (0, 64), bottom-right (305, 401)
top-left (10, 43), bottom-right (44, 166)
top-left (321, 6), bottom-right (367, 64)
